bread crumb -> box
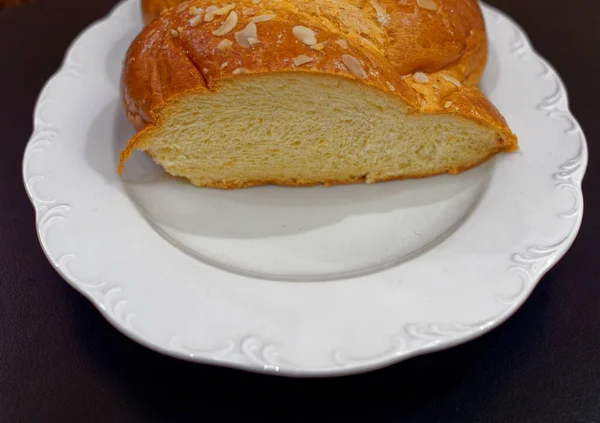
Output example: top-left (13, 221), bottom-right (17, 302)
top-left (233, 67), bottom-right (249, 74)
top-left (386, 81), bottom-right (396, 91)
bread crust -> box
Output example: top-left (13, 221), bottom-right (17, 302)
top-left (121, 0), bottom-right (517, 184)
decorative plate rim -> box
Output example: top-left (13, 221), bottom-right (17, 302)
top-left (22, 0), bottom-right (588, 377)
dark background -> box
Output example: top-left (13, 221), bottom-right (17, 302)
top-left (1, 0), bottom-right (598, 421)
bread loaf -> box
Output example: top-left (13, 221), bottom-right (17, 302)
top-left (119, 0), bottom-right (517, 189)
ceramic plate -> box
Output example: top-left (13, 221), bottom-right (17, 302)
top-left (23, 0), bottom-right (587, 376)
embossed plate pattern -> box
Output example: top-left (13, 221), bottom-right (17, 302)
top-left (23, 0), bottom-right (587, 376)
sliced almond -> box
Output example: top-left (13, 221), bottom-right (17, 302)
top-left (204, 6), bottom-right (219, 21)
top-left (213, 11), bottom-right (238, 36)
top-left (444, 101), bottom-right (453, 108)
top-left (342, 54), bottom-right (367, 79)
top-left (416, 0), bottom-right (438, 11)
top-left (440, 73), bottom-right (462, 88)
top-left (189, 6), bottom-right (203, 16)
top-left (235, 21), bottom-right (258, 47)
top-left (170, 29), bottom-right (179, 38)
top-left (335, 39), bottom-right (348, 49)
top-left (214, 4), bottom-right (236, 16)
top-left (204, 4), bottom-right (234, 22)
top-left (370, 0), bottom-right (391, 26)
top-left (292, 26), bottom-right (317, 46)
top-left (247, 37), bottom-right (261, 46)
top-left (217, 39), bottom-right (233, 49)
top-left (386, 81), bottom-right (396, 91)
top-left (242, 7), bottom-right (257, 16)
top-left (413, 72), bottom-right (429, 83)
top-left (370, 0), bottom-right (385, 16)
top-left (189, 15), bottom-right (203, 27)
top-left (221, 62), bottom-right (228, 69)
top-left (232, 67), bottom-right (248, 74)
top-left (293, 55), bottom-right (314, 66)
top-left (310, 40), bottom-right (329, 51)
top-left (251, 14), bottom-right (275, 23)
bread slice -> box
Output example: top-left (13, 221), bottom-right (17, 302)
top-left (119, 0), bottom-right (517, 189)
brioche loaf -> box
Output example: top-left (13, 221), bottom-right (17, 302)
top-left (119, 0), bottom-right (517, 189)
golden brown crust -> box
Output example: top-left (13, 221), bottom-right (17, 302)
top-left (122, 0), bottom-right (518, 182)
top-left (141, 0), bottom-right (488, 81)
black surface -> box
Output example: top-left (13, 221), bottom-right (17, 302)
top-left (1, 0), bottom-right (598, 421)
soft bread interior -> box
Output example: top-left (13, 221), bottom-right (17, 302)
top-left (131, 73), bottom-right (505, 188)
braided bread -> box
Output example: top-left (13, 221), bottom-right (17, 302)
top-left (119, 0), bottom-right (517, 188)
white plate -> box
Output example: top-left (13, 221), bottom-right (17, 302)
top-left (23, 0), bottom-right (587, 376)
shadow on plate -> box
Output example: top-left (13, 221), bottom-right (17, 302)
top-left (480, 41), bottom-right (500, 96)
top-left (84, 99), bottom-right (494, 242)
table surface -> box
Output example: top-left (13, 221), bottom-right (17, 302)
top-left (1, 0), bottom-right (598, 421)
